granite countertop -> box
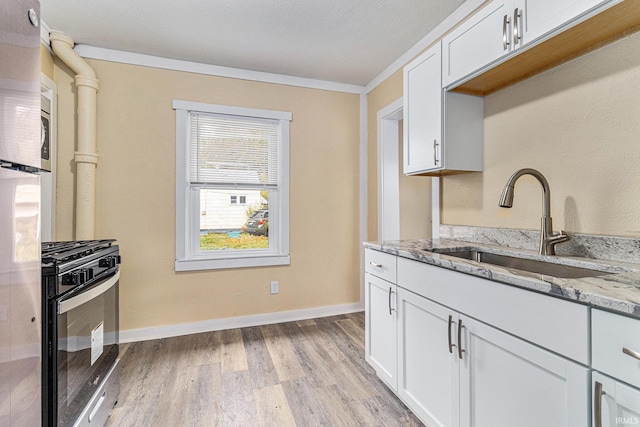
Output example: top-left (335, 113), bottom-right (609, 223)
top-left (364, 238), bottom-right (640, 319)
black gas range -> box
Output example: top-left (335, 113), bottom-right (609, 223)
top-left (42, 240), bottom-right (121, 427)
top-left (42, 240), bottom-right (121, 298)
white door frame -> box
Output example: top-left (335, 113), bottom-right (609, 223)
top-left (377, 98), bottom-right (403, 241)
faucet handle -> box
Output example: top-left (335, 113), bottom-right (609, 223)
top-left (550, 230), bottom-right (569, 243)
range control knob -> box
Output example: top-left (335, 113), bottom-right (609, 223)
top-left (99, 256), bottom-right (120, 268)
top-left (73, 268), bottom-right (95, 286)
top-left (76, 269), bottom-right (87, 285)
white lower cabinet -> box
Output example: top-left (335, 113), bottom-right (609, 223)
top-left (459, 316), bottom-right (590, 427)
top-left (592, 309), bottom-right (640, 426)
top-left (396, 286), bottom-right (590, 427)
top-left (593, 372), bottom-right (640, 427)
top-left (397, 288), bottom-right (459, 427)
top-left (365, 273), bottom-right (397, 390)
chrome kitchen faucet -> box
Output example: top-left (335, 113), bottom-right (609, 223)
top-left (499, 168), bottom-right (569, 256)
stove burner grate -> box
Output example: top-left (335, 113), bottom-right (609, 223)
top-left (41, 239), bottom-right (116, 264)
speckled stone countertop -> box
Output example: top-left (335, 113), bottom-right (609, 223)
top-left (364, 238), bottom-right (640, 319)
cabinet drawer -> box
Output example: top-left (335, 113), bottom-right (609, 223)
top-left (365, 249), bottom-right (397, 283)
top-left (593, 309), bottom-right (640, 389)
top-left (397, 257), bottom-right (589, 364)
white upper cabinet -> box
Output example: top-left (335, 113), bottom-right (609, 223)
top-left (443, 0), bottom-right (611, 89)
top-left (403, 42), bottom-right (483, 176)
top-left (404, 43), bottom-right (442, 174)
top-left (442, 0), bottom-right (512, 88)
top-left (518, 0), bottom-right (606, 45)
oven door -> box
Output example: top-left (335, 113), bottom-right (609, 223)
top-left (55, 270), bottom-right (119, 427)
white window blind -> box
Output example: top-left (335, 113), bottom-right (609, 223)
top-left (188, 112), bottom-right (279, 188)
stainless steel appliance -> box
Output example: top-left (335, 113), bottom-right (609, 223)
top-left (0, 0), bottom-right (44, 425)
top-left (41, 94), bottom-right (52, 172)
top-left (41, 240), bottom-right (121, 427)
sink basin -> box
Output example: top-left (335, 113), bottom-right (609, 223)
top-left (437, 250), bottom-right (612, 279)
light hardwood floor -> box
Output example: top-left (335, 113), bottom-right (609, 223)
top-left (106, 312), bottom-right (423, 427)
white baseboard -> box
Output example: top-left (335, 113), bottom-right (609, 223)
top-left (119, 302), bottom-right (365, 344)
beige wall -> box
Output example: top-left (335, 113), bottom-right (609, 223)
top-left (367, 30), bottom-right (640, 241)
top-left (47, 18), bottom-right (640, 332)
top-left (442, 32), bottom-right (640, 237)
top-left (40, 45), bottom-right (54, 79)
top-left (53, 58), bottom-right (361, 331)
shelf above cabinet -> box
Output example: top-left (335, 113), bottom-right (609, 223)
top-left (450, 0), bottom-right (640, 96)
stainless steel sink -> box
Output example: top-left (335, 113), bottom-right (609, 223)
top-left (437, 250), bottom-right (612, 279)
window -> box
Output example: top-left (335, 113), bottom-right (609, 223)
top-left (229, 195), bottom-right (247, 205)
top-left (174, 100), bottom-right (291, 271)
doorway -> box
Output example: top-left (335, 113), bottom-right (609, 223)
top-left (377, 98), bottom-right (432, 242)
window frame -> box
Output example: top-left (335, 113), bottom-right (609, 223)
top-left (173, 100), bottom-right (291, 271)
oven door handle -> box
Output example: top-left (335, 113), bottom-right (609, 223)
top-left (58, 270), bottom-right (120, 314)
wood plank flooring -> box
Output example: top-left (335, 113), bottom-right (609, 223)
top-left (106, 312), bottom-right (424, 427)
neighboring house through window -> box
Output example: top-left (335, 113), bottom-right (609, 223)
top-left (174, 100), bottom-right (291, 271)
top-left (229, 195), bottom-right (247, 205)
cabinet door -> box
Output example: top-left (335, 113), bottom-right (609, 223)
top-left (592, 309), bottom-right (640, 389)
top-left (365, 273), bottom-right (397, 389)
top-left (459, 316), bottom-right (590, 427)
top-left (397, 288), bottom-right (459, 427)
top-left (593, 372), bottom-right (640, 427)
top-left (515, 0), bottom-right (606, 45)
top-left (403, 42), bottom-right (442, 174)
top-left (442, 0), bottom-right (512, 87)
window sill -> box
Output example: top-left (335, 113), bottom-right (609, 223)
top-left (175, 254), bottom-right (290, 271)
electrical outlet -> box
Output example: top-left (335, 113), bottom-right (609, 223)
top-left (270, 281), bottom-right (279, 295)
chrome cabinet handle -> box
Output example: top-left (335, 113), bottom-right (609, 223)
top-left (369, 262), bottom-right (383, 268)
top-left (433, 139), bottom-right (440, 165)
top-left (88, 390), bottom-right (107, 422)
top-left (388, 287), bottom-right (395, 315)
top-left (623, 347), bottom-right (640, 361)
top-left (448, 315), bottom-right (455, 354)
top-left (513, 8), bottom-right (521, 46)
top-left (457, 318), bottom-right (465, 359)
top-left (502, 15), bottom-right (511, 50)
top-left (594, 381), bottom-right (605, 427)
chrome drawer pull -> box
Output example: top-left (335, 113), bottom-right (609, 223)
top-left (623, 347), bottom-right (640, 361)
top-left (448, 315), bottom-right (455, 354)
top-left (594, 381), bottom-right (605, 427)
top-left (513, 8), bottom-right (521, 46)
top-left (388, 287), bottom-right (395, 315)
top-left (457, 319), bottom-right (465, 360)
top-left (502, 15), bottom-right (511, 50)
top-left (369, 262), bottom-right (383, 268)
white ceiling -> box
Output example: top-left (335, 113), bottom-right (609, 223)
top-left (41, 0), bottom-right (466, 86)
